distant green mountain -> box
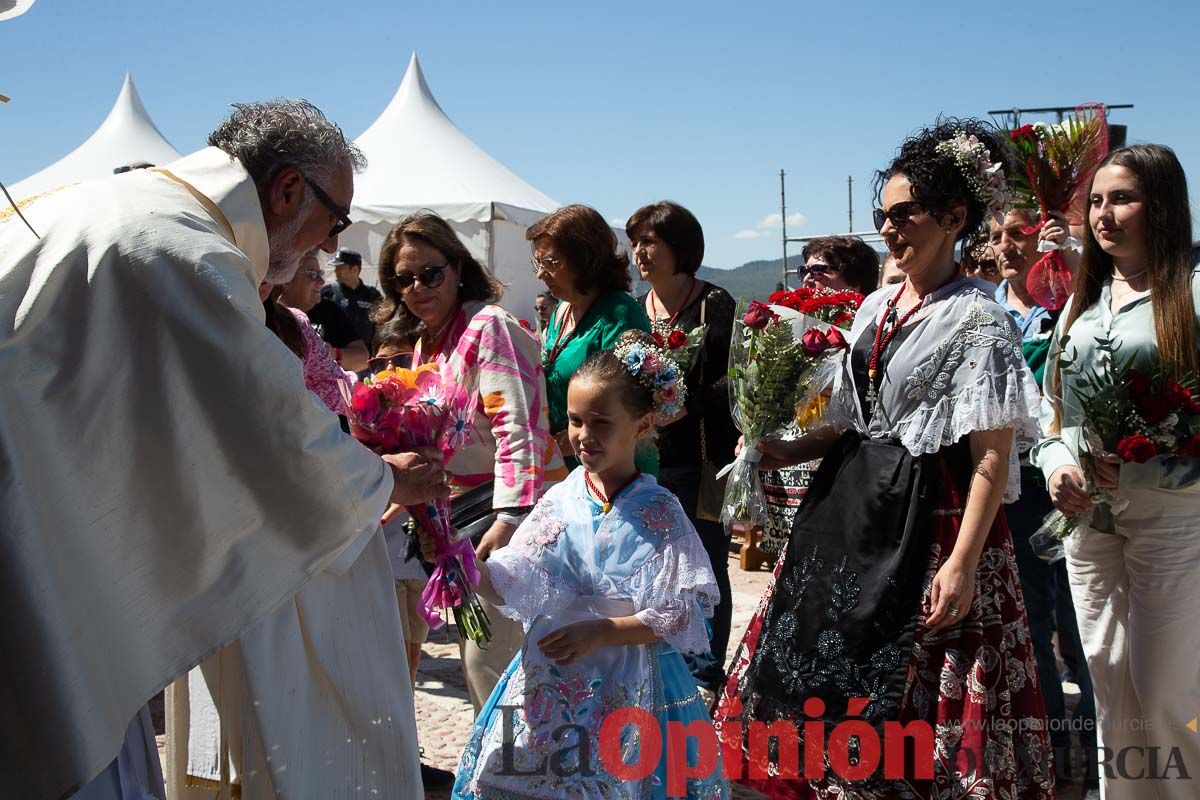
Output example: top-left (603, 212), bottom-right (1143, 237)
top-left (632, 257), bottom-right (796, 305)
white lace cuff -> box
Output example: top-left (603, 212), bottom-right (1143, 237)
top-left (893, 368), bottom-right (1043, 502)
top-left (628, 532), bottom-right (719, 655)
top-left (486, 549), bottom-right (574, 627)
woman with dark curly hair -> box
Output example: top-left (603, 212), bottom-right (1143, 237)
top-left (713, 120), bottom-right (1054, 799)
top-left (528, 204), bottom-right (657, 475)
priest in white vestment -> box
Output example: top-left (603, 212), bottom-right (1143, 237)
top-left (0, 100), bottom-right (441, 800)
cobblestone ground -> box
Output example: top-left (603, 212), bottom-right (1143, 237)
top-left (156, 550), bottom-right (1090, 799)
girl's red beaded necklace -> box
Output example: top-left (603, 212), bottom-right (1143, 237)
top-left (584, 470), bottom-right (642, 513)
top-left (866, 282), bottom-right (923, 410)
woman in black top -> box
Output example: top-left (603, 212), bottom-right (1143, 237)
top-left (628, 200), bottom-right (738, 693)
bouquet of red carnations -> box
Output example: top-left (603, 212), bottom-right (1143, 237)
top-left (1007, 104), bottom-right (1109, 310)
top-left (342, 360), bottom-right (492, 645)
top-left (768, 286), bottom-right (863, 328)
top-left (1036, 337), bottom-right (1200, 547)
top-left (717, 290), bottom-right (861, 537)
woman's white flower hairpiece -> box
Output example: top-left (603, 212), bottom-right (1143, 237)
top-left (934, 131), bottom-right (1012, 222)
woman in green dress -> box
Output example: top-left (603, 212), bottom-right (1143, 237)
top-left (526, 204), bottom-right (658, 476)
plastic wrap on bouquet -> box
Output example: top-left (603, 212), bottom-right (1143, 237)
top-left (1008, 104), bottom-right (1109, 311)
top-left (717, 300), bottom-right (850, 537)
top-left (340, 358), bottom-right (493, 645)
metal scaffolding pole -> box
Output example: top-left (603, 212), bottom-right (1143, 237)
top-left (780, 169), bottom-right (788, 289)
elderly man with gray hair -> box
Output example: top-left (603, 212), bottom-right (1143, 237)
top-left (0, 100), bottom-right (443, 799)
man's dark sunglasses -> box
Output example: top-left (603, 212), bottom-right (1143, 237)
top-left (391, 264), bottom-right (448, 291)
top-left (303, 175), bottom-right (353, 239)
top-left (873, 201), bottom-right (925, 232)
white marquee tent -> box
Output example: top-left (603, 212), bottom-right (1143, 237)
top-left (9, 73), bottom-right (183, 201)
top-left (341, 53), bottom-right (560, 323)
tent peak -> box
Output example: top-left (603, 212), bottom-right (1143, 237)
top-left (393, 51), bottom-right (444, 118)
top-left (8, 72), bottom-right (182, 200)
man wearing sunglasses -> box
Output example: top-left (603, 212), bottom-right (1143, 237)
top-left (0, 100), bottom-right (435, 800)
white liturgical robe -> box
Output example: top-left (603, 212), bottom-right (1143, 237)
top-left (0, 148), bottom-right (419, 799)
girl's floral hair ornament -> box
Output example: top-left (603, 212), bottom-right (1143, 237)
top-left (612, 334), bottom-right (687, 425)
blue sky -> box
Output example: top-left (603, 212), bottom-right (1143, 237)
top-left (2, 0), bottom-right (1196, 268)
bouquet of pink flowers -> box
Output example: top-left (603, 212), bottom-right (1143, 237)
top-left (342, 361), bottom-right (492, 644)
top-left (717, 296), bottom-right (857, 536)
top-left (1036, 337), bottom-right (1200, 547)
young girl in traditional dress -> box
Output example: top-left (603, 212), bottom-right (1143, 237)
top-left (420, 330), bottom-right (728, 800)
top-left (713, 120), bottom-right (1054, 799)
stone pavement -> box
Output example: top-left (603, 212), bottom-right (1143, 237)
top-left (155, 549), bottom-right (1092, 799)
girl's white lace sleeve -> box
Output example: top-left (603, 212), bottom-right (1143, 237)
top-left (630, 531), bottom-right (720, 655)
top-left (486, 547), bottom-right (574, 627)
top-left (485, 501), bottom-right (575, 626)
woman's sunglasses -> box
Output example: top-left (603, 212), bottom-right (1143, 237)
top-left (872, 202), bottom-right (926, 232)
top-left (391, 264), bottom-right (448, 291)
top-left (803, 262), bottom-right (841, 277)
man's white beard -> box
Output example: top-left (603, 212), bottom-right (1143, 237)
top-left (264, 203), bottom-right (313, 284)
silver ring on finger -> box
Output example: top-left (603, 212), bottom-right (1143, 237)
top-left (947, 606), bottom-right (960, 617)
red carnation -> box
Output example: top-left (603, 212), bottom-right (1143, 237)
top-left (801, 328), bottom-right (830, 356)
top-left (667, 329), bottom-right (689, 349)
top-left (824, 327), bottom-right (848, 350)
top-left (652, 331), bottom-right (665, 347)
top-left (1164, 380), bottom-right (1192, 409)
top-left (1186, 398), bottom-right (1200, 416)
top-left (1116, 434), bottom-right (1158, 463)
top-left (1179, 434), bottom-right (1200, 458)
top-left (1123, 368), bottom-right (1151, 398)
top-left (769, 290), bottom-right (786, 304)
top-left (1135, 394), bottom-right (1173, 425)
top-left (743, 301), bottom-right (778, 330)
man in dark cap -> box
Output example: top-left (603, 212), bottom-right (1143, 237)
top-left (321, 247), bottom-right (383, 354)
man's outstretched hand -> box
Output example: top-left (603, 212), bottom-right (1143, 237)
top-left (383, 447), bottom-right (451, 506)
